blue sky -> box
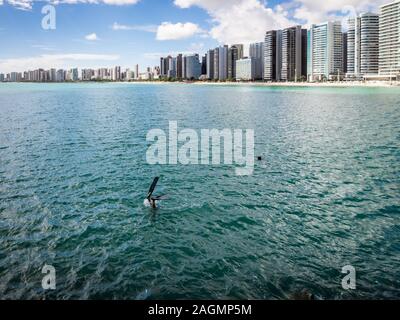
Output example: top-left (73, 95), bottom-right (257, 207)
top-left (0, 0), bottom-right (384, 73)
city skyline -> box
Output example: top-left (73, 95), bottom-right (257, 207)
top-left (0, 0), bottom-right (388, 73)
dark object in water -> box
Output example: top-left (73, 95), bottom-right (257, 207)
top-left (289, 290), bottom-right (315, 300)
top-left (147, 177), bottom-right (159, 200)
top-left (257, 156), bottom-right (262, 161)
top-left (146, 177), bottom-right (167, 208)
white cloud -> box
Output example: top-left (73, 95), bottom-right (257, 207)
top-left (293, 0), bottom-right (387, 25)
top-left (2, 0), bottom-right (140, 10)
top-left (5, 0), bottom-right (33, 10)
top-left (0, 53), bottom-right (120, 73)
top-left (174, 0), bottom-right (294, 45)
top-left (111, 22), bottom-right (157, 32)
top-left (85, 33), bottom-right (99, 41)
top-left (174, 0), bottom-right (384, 45)
top-left (156, 22), bottom-right (204, 41)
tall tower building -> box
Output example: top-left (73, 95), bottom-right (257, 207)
top-left (201, 54), bottom-right (207, 75)
top-left (218, 45), bottom-right (229, 81)
top-left (207, 49), bottom-right (215, 79)
top-left (347, 17), bottom-right (360, 75)
top-left (185, 54), bottom-right (201, 80)
top-left (264, 30), bottom-right (277, 81)
top-left (280, 26), bottom-right (307, 81)
top-left (249, 42), bottom-right (264, 80)
top-left (167, 57), bottom-right (177, 78)
top-left (347, 13), bottom-right (379, 77)
top-left (360, 13), bottom-right (379, 75)
top-left (114, 66), bottom-right (121, 81)
top-left (342, 32), bottom-right (348, 74)
top-left (182, 56), bottom-right (187, 79)
top-left (232, 44), bottom-right (244, 60)
top-left (307, 21), bottom-right (343, 81)
top-left (176, 54), bottom-right (183, 79)
top-left (228, 44), bottom-right (244, 79)
top-left (379, 1), bottom-right (400, 77)
top-left (276, 30), bottom-right (283, 81)
top-left (213, 47), bottom-right (220, 80)
top-left (135, 64), bottom-right (139, 79)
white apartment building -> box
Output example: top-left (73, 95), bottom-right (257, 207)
top-left (379, 0), bottom-right (400, 77)
top-left (307, 21), bottom-right (343, 81)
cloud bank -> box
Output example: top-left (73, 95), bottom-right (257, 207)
top-left (85, 33), bottom-right (99, 41)
top-left (0, 0), bottom-right (140, 10)
top-left (156, 22), bottom-right (204, 41)
top-left (0, 53), bottom-right (120, 72)
top-left (173, 0), bottom-right (386, 45)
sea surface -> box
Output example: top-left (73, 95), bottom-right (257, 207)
top-left (0, 82), bottom-right (399, 299)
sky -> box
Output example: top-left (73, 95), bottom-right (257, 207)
top-left (0, 0), bottom-right (387, 73)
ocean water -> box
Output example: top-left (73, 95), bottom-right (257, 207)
top-left (0, 82), bottom-right (399, 300)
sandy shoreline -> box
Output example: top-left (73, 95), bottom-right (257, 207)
top-left (2, 80), bottom-right (399, 88)
top-left (128, 80), bottom-right (400, 88)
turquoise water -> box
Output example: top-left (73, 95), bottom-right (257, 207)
top-left (0, 82), bottom-right (399, 299)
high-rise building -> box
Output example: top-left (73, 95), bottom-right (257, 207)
top-left (81, 69), bottom-right (94, 81)
top-left (360, 13), bottom-right (380, 75)
top-left (160, 56), bottom-right (175, 78)
top-left (206, 49), bottom-right (214, 80)
top-left (249, 42), bottom-right (264, 80)
top-left (347, 13), bottom-right (379, 77)
top-left (160, 57), bottom-right (170, 77)
top-left (347, 17), bottom-right (359, 76)
top-left (0, 74), bottom-right (5, 82)
top-left (264, 30), bottom-right (277, 81)
top-left (182, 55), bottom-right (187, 79)
top-left (10, 72), bottom-right (18, 82)
top-left (379, 0), bottom-right (400, 77)
top-left (342, 32), bottom-right (348, 74)
top-left (233, 44), bottom-right (244, 60)
top-left (56, 69), bottom-right (65, 82)
top-left (185, 54), bottom-right (201, 80)
top-left (218, 45), bottom-right (229, 81)
top-left (71, 68), bottom-right (79, 81)
top-left (276, 30), bottom-right (283, 81)
top-left (228, 44), bottom-right (244, 79)
top-left (135, 64), bottom-right (139, 79)
top-left (167, 57), bottom-right (177, 78)
top-left (201, 54), bottom-right (207, 75)
top-left (280, 26), bottom-right (307, 81)
top-left (153, 66), bottom-right (161, 79)
top-left (307, 21), bottom-right (343, 81)
top-left (228, 46), bottom-right (236, 80)
top-left (213, 47), bottom-right (220, 80)
top-left (124, 68), bottom-right (131, 81)
top-left (113, 66), bottom-right (121, 81)
top-left (236, 58), bottom-right (256, 81)
top-left (176, 54), bottom-right (183, 79)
